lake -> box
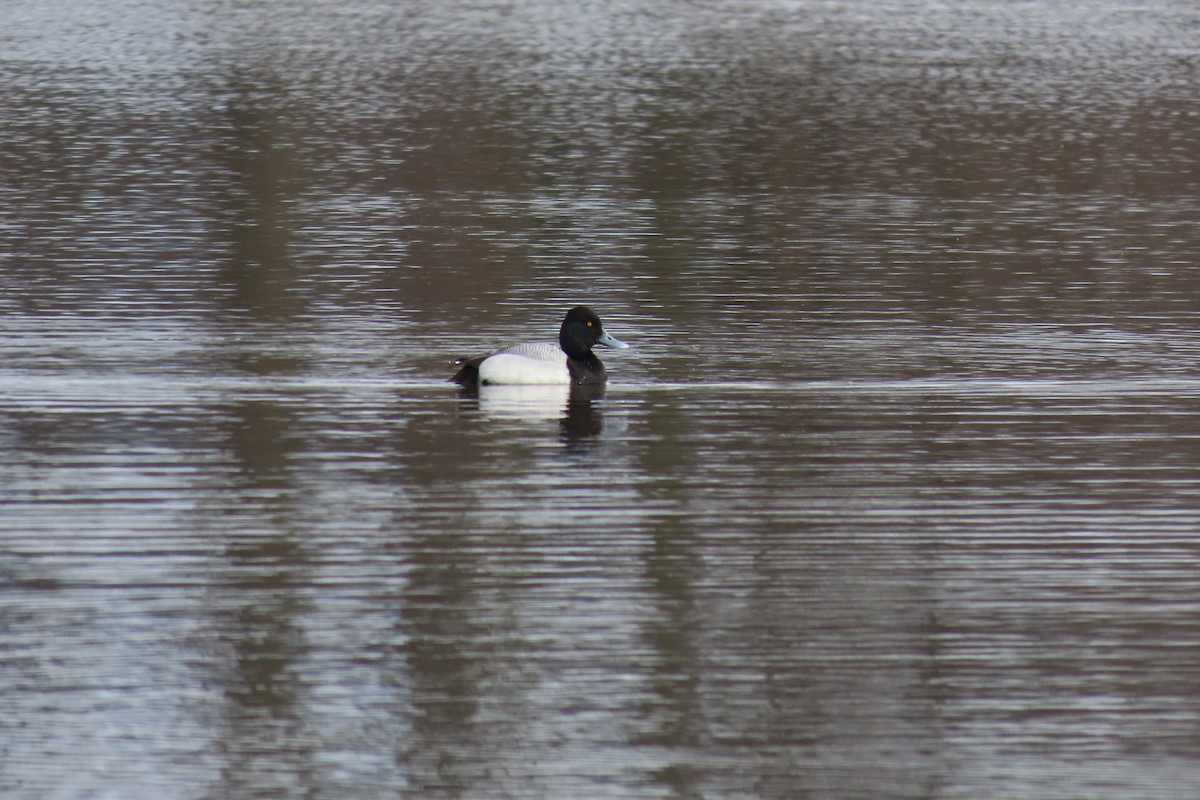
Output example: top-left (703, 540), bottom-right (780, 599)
top-left (3, 1), bottom-right (1200, 798)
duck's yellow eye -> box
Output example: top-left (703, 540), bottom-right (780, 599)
top-left (586, 321), bottom-right (593, 327)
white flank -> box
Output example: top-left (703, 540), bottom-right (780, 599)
top-left (478, 352), bottom-right (570, 385)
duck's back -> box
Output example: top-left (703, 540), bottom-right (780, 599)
top-left (492, 340), bottom-right (563, 363)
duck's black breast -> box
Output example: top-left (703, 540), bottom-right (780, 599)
top-left (567, 353), bottom-right (606, 385)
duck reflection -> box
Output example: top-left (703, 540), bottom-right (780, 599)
top-left (458, 383), bottom-right (606, 448)
top-left (559, 384), bottom-right (605, 447)
top-left (474, 383), bottom-right (571, 422)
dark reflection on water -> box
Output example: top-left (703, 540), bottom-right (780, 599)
top-left (4, 0), bottom-right (1200, 797)
top-left (455, 384), bottom-right (609, 451)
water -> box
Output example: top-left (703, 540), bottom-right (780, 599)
top-left (3, 0), bottom-right (1200, 797)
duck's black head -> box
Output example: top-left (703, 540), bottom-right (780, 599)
top-left (559, 306), bottom-right (628, 360)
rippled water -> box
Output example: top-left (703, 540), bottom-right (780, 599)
top-left (4, 0), bottom-right (1200, 798)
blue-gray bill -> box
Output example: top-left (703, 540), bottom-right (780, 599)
top-left (597, 331), bottom-right (629, 349)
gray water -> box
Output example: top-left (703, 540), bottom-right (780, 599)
top-left (4, 1), bottom-right (1200, 798)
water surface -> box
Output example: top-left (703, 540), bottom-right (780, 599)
top-left (3, 1), bottom-right (1200, 798)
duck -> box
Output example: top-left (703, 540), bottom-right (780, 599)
top-left (451, 306), bottom-right (629, 387)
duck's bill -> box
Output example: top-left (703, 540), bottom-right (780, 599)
top-left (597, 331), bottom-right (629, 349)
